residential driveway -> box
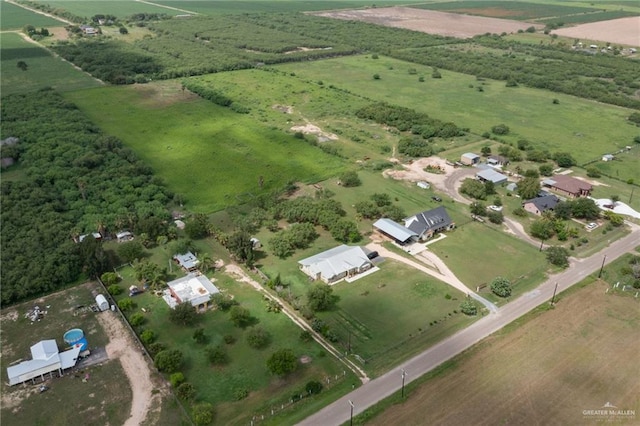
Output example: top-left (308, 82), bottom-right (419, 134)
top-left (365, 242), bottom-right (498, 313)
top-left (299, 225), bottom-right (640, 426)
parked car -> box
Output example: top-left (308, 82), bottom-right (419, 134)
top-left (431, 196), bottom-right (442, 202)
top-left (488, 205), bottom-right (503, 212)
top-left (586, 222), bottom-right (598, 230)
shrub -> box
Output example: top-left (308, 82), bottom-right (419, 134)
top-left (101, 272), bottom-right (120, 286)
top-left (170, 372), bottom-right (185, 388)
top-left (223, 334), bottom-right (236, 345)
top-left (205, 345), bottom-right (229, 365)
top-left (193, 328), bottom-right (207, 344)
top-left (491, 124), bottom-right (510, 135)
top-left (299, 330), bottom-right (313, 342)
top-left (490, 277), bottom-right (512, 298)
top-left (339, 171), bottom-right (361, 187)
top-left (266, 349), bottom-right (298, 376)
top-left (212, 294), bottom-right (238, 311)
top-left (305, 380), bottom-right (323, 395)
top-left (129, 312), bottom-right (145, 327)
top-left (460, 298), bottom-right (478, 316)
top-left (148, 342), bottom-right (166, 356)
top-left (176, 382), bottom-right (195, 400)
top-left (117, 298), bottom-right (136, 312)
top-left (233, 388), bottom-right (249, 401)
top-left (230, 305), bottom-right (253, 328)
top-left (169, 302), bottom-right (198, 326)
top-left (246, 326), bottom-right (271, 349)
top-left (546, 246), bottom-right (570, 268)
top-left (192, 402), bottom-right (215, 426)
top-left (372, 73), bottom-right (380, 80)
top-left (154, 349), bottom-right (183, 373)
top-left (108, 284), bottom-right (123, 296)
top-left (140, 329), bottom-right (156, 344)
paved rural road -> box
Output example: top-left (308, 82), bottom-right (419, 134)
top-left (299, 224), bottom-right (640, 425)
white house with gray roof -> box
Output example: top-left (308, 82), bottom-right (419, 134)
top-left (298, 245), bottom-right (372, 284)
top-left (6, 340), bottom-right (82, 386)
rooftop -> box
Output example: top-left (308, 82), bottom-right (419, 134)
top-left (166, 274), bottom-right (219, 308)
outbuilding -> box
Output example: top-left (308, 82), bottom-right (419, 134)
top-left (476, 168), bottom-right (508, 185)
top-left (460, 153), bottom-right (480, 166)
top-left (602, 154), bottom-right (614, 162)
top-left (95, 294), bottom-right (109, 311)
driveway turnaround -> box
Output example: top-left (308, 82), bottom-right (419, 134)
top-left (299, 225), bottom-right (639, 425)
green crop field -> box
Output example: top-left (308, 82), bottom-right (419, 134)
top-left (411, 1), bottom-right (600, 20)
top-left (538, 9), bottom-right (640, 25)
top-left (30, 0), bottom-right (181, 19)
top-left (0, 1), bottom-right (64, 30)
top-left (276, 55), bottom-right (640, 183)
top-left (154, 1), bottom-right (404, 15)
top-left (0, 32), bottom-right (102, 96)
top-left (65, 82), bottom-right (345, 213)
top-left (109, 263), bottom-right (357, 426)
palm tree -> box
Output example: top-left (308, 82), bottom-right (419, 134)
top-left (198, 254), bottom-right (215, 274)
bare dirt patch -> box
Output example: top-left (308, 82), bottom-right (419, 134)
top-left (312, 7), bottom-right (543, 38)
top-left (47, 26), bottom-right (69, 41)
top-left (369, 281), bottom-right (640, 425)
top-left (553, 17), bottom-right (640, 47)
top-left (132, 81), bottom-right (200, 108)
top-left (290, 123), bottom-right (338, 142)
top-left (455, 8), bottom-right (522, 18)
top-left (272, 104), bottom-right (293, 114)
top-left (97, 311), bottom-right (164, 426)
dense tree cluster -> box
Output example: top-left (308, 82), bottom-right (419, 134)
top-left (0, 91), bottom-right (171, 305)
top-left (356, 103), bottom-right (464, 138)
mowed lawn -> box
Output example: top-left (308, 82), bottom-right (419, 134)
top-left (276, 56), bottom-right (640, 181)
top-left (317, 261), bottom-right (477, 376)
top-left (110, 265), bottom-right (357, 426)
top-left (65, 83), bottom-right (345, 213)
top-left (365, 277), bottom-right (639, 425)
top-left (1, 1), bottom-right (64, 30)
top-left (1, 33), bottom-right (102, 96)
top-left (0, 283), bottom-right (131, 426)
top-left (429, 221), bottom-right (548, 302)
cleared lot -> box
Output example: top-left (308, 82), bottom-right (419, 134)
top-left (553, 17), bottom-right (640, 47)
top-left (313, 7), bottom-right (542, 38)
top-left (367, 279), bottom-right (639, 425)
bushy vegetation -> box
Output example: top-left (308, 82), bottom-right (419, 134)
top-left (0, 91), bottom-right (171, 305)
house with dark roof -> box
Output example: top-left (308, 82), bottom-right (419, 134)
top-left (404, 206), bottom-right (455, 241)
top-left (542, 175), bottom-right (593, 198)
top-left (373, 218), bottom-right (418, 244)
top-left (298, 245), bottom-right (372, 284)
top-left (523, 195), bottom-right (560, 216)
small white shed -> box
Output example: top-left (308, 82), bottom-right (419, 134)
top-left (95, 294), bottom-right (109, 311)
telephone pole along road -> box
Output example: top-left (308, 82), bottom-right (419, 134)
top-left (299, 224), bottom-right (639, 426)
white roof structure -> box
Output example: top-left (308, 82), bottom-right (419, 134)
top-left (6, 340), bottom-right (82, 386)
top-left (373, 218), bottom-right (418, 243)
top-left (462, 152), bottom-right (480, 161)
top-left (166, 273), bottom-right (220, 308)
top-left (173, 252), bottom-right (199, 270)
top-left (476, 169), bottom-right (508, 184)
top-left (298, 245), bottom-right (371, 283)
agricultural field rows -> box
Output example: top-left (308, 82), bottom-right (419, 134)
top-left (0, 1), bottom-right (63, 30)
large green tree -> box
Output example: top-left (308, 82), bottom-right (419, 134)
top-left (307, 283), bottom-right (338, 312)
top-left (266, 348), bottom-right (298, 376)
top-left (517, 176), bottom-right (541, 200)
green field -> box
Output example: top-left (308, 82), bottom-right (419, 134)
top-left (154, 0), bottom-right (401, 15)
top-left (276, 55), bottom-right (640, 182)
top-left (316, 261), bottom-right (478, 376)
top-left (0, 32), bottom-right (102, 96)
top-left (30, 0), bottom-right (182, 18)
top-left (0, 1), bottom-right (64, 30)
top-left (65, 83), bottom-right (345, 213)
top-left (411, 1), bottom-right (601, 20)
top-left (538, 9), bottom-right (640, 25)
top-left (109, 262), bottom-right (357, 426)
top-left (429, 221), bottom-right (548, 302)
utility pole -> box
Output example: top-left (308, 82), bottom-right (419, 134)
top-left (598, 255), bottom-right (607, 278)
top-left (349, 400), bottom-right (354, 426)
top-left (551, 282), bottom-right (558, 305)
top-left (539, 238), bottom-right (545, 252)
top-left (401, 368), bottom-right (407, 398)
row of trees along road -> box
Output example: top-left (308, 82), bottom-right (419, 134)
top-left (0, 91), bottom-right (172, 305)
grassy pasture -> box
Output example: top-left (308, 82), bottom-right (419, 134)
top-left (0, 283), bottom-right (131, 426)
top-left (64, 82), bottom-right (344, 213)
top-left (411, 1), bottom-right (599, 20)
top-left (361, 267), bottom-right (639, 425)
top-left (0, 1), bottom-right (64, 30)
top-left (275, 55), bottom-right (640, 183)
top-left (109, 263), bottom-right (357, 426)
top-left (0, 32), bottom-right (102, 96)
top-left (29, 0), bottom-right (182, 19)
top-left (538, 9), bottom-right (640, 25)
top-left (154, 0), bottom-right (403, 15)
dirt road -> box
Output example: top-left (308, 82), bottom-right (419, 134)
top-left (97, 311), bottom-right (160, 426)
